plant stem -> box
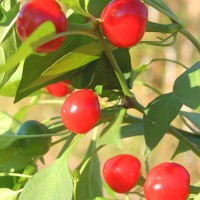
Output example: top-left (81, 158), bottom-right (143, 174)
top-left (190, 185), bottom-right (200, 194)
top-left (143, 0), bottom-right (185, 26)
top-left (13, 164), bottom-right (37, 191)
top-left (0, 173), bottom-right (32, 178)
top-left (96, 29), bottom-right (132, 98)
top-left (96, 28), bottom-right (145, 113)
top-left (51, 135), bottom-right (70, 146)
top-left (57, 134), bottom-right (75, 158)
top-left (146, 21), bottom-right (182, 33)
top-left (180, 29), bottom-right (200, 53)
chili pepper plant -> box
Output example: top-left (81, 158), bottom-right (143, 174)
top-left (0, 0), bottom-right (200, 199)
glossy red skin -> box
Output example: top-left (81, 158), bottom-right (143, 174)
top-left (103, 154), bottom-right (141, 193)
top-left (16, 0), bottom-right (67, 53)
top-left (46, 81), bottom-right (70, 97)
top-left (144, 162), bottom-right (190, 200)
top-left (101, 0), bottom-right (148, 48)
top-left (61, 89), bottom-right (100, 134)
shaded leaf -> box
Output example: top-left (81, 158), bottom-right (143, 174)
top-left (143, 92), bottom-right (182, 150)
top-left (75, 140), bottom-right (103, 200)
top-left (18, 136), bottom-right (75, 200)
top-left (15, 37), bottom-right (99, 102)
top-left (89, 49), bottom-right (132, 90)
top-left (21, 42), bottom-right (101, 92)
top-left (131, 63), bottom-right (149, 82)
top-left (0, 21), bottom-right (56, 74)
top-left (99, 108), bottom-right (126, 147)
top-left (181, 111), bottom-right (200, 130)
top-left (0, 152), bottom-right (32, 172)
top-left (170, 128), bottom-right (200, 157)
top-left (171, 141), bottom-right (189, 160)
top-left (0, 1), bottom-right (19, 44)
top-left (121, 122), bottom-right (144, 138)
top-left (59, 0), bottom-right (90, 17)
top-left (173, 61), bottom-right (200, 112)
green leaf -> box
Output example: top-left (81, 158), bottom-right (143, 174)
top-left (97, 106), bottom-right (123, 125)
top-left (75, 140), bottom-right (103, 199)
top-left (173, 61), bottom-right (200, 112)
top-left (0, 80), bottom-right (20, 96)
top-left (143, 92), bottom-right (182, 150)
top-left (0, 131), bottom-right (16, 150)
top-left (170, 127), bottom-right (200, 157)
top-left (15, 37), bottom-right (100, 102)
top-left (0, 61), bottom-right (23, 97)
top-left (21, 42), bottom-right (101, 92)
top-left (89, 49), bottom-right (132, 90)
top-left (0, 21), bottom-right (56, 74)
top-left (171, 141), bottom-right (189, 160)
top-left (180, 111), bottom-right (200, 129)
top-left (0, 188), bottom-right (20, 200)
top-left (59, 0), bottom-right (90, 17)
top-left (0, 152), bottom-right (32, 172)
top-left (19, 149), bottom-right (73, 200)
top-left (120, 123), bottom-right (144, 138)
top-left (99, 108), bottom-right (126, 147)
top-left (83, 0), bottom-right (109, 17)
top-left (0, 1), bottom-right (19, 44)
top-left (131, 63), bottom-right (149, 81)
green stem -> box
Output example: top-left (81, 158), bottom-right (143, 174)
top-left (0, 173), bottom-right (32, 178)
top-left (51, 136), bottom-right (70, 147)
top-left (96, 28), bottom-right (145, 113)
top-left (59, 134), bottom-right (85, 159)
top-left (146, 21), bottom-right (182, 33)
top-left (57, 134), bottom-right (75, 158)
top-left (190, 185), bottom-right (200, 194)
top-left (13, 164), bottom-right (37, 191)
top-left (180, 29), bottom-right (200, 53)
top-left (96, 29), bottom-right (132, 98)
top-left (149, 58), bottom-right (188, 69)
top-left (143, 0), bottom-right (185, 26)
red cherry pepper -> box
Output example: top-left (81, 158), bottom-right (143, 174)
top-left (16, 0), bottom-right (67, 53)
top-left (144, 162), bottom-right (190, 200)
top-left (101, 0), bottom-right (148, 48)
top-left (103, 154), bottom-right (141, 193)
top-left (61, 89), bottom-right (100, 134)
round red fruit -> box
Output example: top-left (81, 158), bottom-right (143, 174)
top-left (46, 81), bottom-right (71, 97)
top-left (103, 154), bottom-right (141, 193)
top-left (61, 89), bottom-right (100, 134)
top-left (144, 162), bottom-right (190, 200)
top-left (16, 0), bottom-right (67, 53)
top-left (100, 0), bottom-right (148, 48)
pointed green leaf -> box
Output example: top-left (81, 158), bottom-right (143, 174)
top-left (19, 158), bottom-right (73, 200)
top-left (181, 111), bottom-right (200, 130)
top-left (99, 108), bottom-right (126, 147)
top-left (171, 141), bottom-right (189, 160)
top-left (75, 140), bottom-right (103, 200)
top-left (173, 61), bottom-right (200, 112)
top-left (0, 21), bottom-right (56, 74)
top-left (20, 42), bottom-right (101, 93)
top-left (143, 92), bottom-right (182, 150)
top-left (172, 129), bottom-right (200, 157)
top-left (59, 0), bottom-right (90, 17)
top-left (0, 2), bottom-right (19, 44)
top-left (15, 37), bottom-right (100, 102)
